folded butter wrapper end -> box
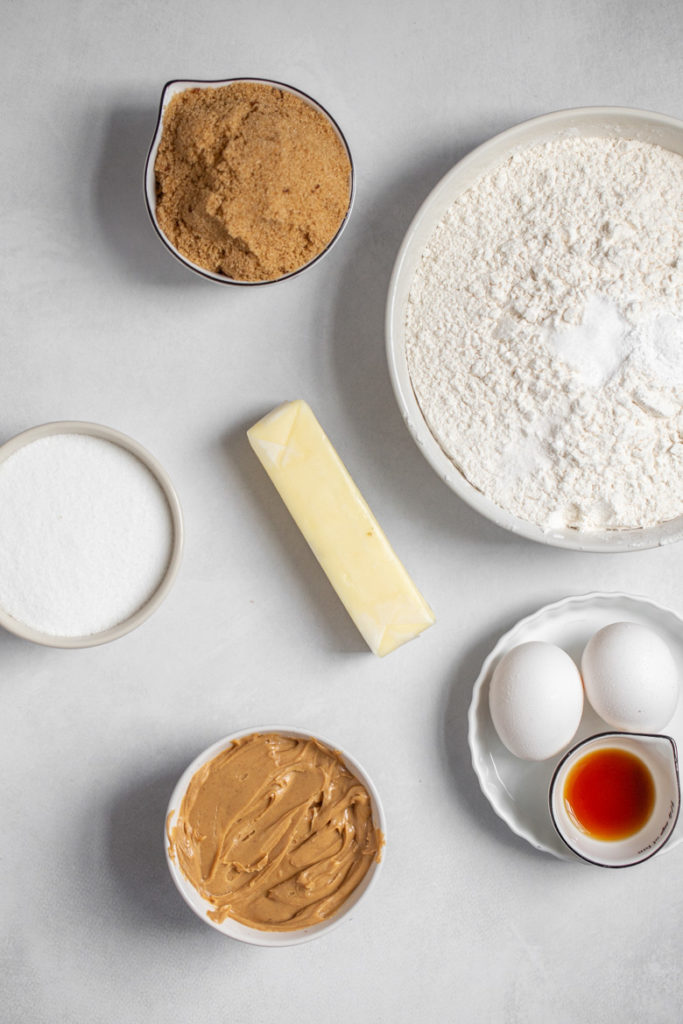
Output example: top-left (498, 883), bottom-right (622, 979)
top-left (247, 399), bottom-right (435, 656)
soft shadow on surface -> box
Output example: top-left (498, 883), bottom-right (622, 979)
top-left (105, 759), bottom-right (209, 935)
top-left (219, 421), bottom-right (368, 655)
top-left (0, 626), bottom-right (35, 657)
top-left (439, 601), bottom-right (560, 861)
top-left (92, 104), bottom-right (206, 289)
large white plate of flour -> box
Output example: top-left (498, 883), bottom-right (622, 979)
top-left (386, 106), bottom-right (683, 552)
top-left (467, 592), bottom-right (683, 861)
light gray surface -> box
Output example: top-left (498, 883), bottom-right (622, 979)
top-left (2, 2), bottom-right (683, 1022)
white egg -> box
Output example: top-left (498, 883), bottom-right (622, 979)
top-left (581, 621), bottom-right (679, 732)
top-left (489, 641), bottom-right (584, 761)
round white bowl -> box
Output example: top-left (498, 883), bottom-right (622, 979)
top-left (0, 421), bottom-right (183, 648)
top-left (165, 726), bottom-right (386, 946)
top-left (144, 77), bottom-right (355, 285)
top-left (549, 731), bottom-right (680, 867)
top-left (386, 106), bottom-right (683, 552)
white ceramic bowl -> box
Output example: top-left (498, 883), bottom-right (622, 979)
top-left (0, 421), bottom-right (183, 648)
top-left (144, 77), bottom-right (354, 285)
top-left (549, 732), bottom-right (680, 867)
top-left (165, 726), bottom-right (386, 946)
top-left (386, 106), bottom-right (683, 552)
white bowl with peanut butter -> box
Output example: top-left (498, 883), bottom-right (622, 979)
top-left (165, 727), bottom-right (385, 945)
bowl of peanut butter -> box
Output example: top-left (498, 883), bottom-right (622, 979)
top-left (145, 78), bottom-right (354, 285)
top-left (165, 727), bottom-right (385, 945)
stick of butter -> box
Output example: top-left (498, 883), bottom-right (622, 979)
top-left (247, 400), bottom-right (435, 656)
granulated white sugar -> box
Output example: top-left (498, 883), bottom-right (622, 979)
top-left (0, 433), bottom-right (174, 636)
top-left (405, 135), bottom-right (683, 532)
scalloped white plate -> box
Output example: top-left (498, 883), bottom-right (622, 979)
top-left (467, 592), bottom-right (683, 860)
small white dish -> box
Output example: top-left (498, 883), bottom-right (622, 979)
top-left (467, 592), bottom-right (683, 860)
top-left (165, 726), bottom-right (386, 946)
top-left (386, 106), bottom-right (683, 552)
top-left (144, 77), bottom-right (354, 285)
top-left (549, 732), bottom-right (680, 867)
top-left (0, 421), bottom-right (183, 649)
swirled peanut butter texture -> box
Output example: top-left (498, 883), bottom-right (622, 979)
top-left (168, 733), bottom-right (382, 931)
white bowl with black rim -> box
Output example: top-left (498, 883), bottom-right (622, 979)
top-left (0, 421), bottom-right (183, 648)
top-left (549, 731), bottom-right (680, 867)
top-left (144, 77), bottom-right (355, 285)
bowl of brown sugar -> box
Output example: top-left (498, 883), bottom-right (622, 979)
top-left (145, 78), bottom-right (354, 284)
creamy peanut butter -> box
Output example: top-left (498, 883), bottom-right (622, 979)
top-left (168, 733), bottom-right (383, 931)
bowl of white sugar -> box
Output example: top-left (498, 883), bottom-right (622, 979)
top-left (387, 107), bottom-right (683, 552)
top-left (0, 422), bottom-right (183, 647)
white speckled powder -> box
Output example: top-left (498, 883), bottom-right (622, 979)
top-left (0, 434), bottom-right (174, 636)
top-left (406, 136), bottom-right (683, 531)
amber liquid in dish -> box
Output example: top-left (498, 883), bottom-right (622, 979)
top-left (563, 748), bottom-right (655, 841)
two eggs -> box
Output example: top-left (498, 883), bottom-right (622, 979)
top-left (489, 622), bottom-right (680, 761)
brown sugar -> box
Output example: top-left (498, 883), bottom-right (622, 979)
top-left (154, 81), bottom-right (352, 281)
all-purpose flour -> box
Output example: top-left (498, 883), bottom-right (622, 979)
top-left (0, 433), bottom-right (174, 636)
top-left (405, 136), bottom-right (683, 531)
